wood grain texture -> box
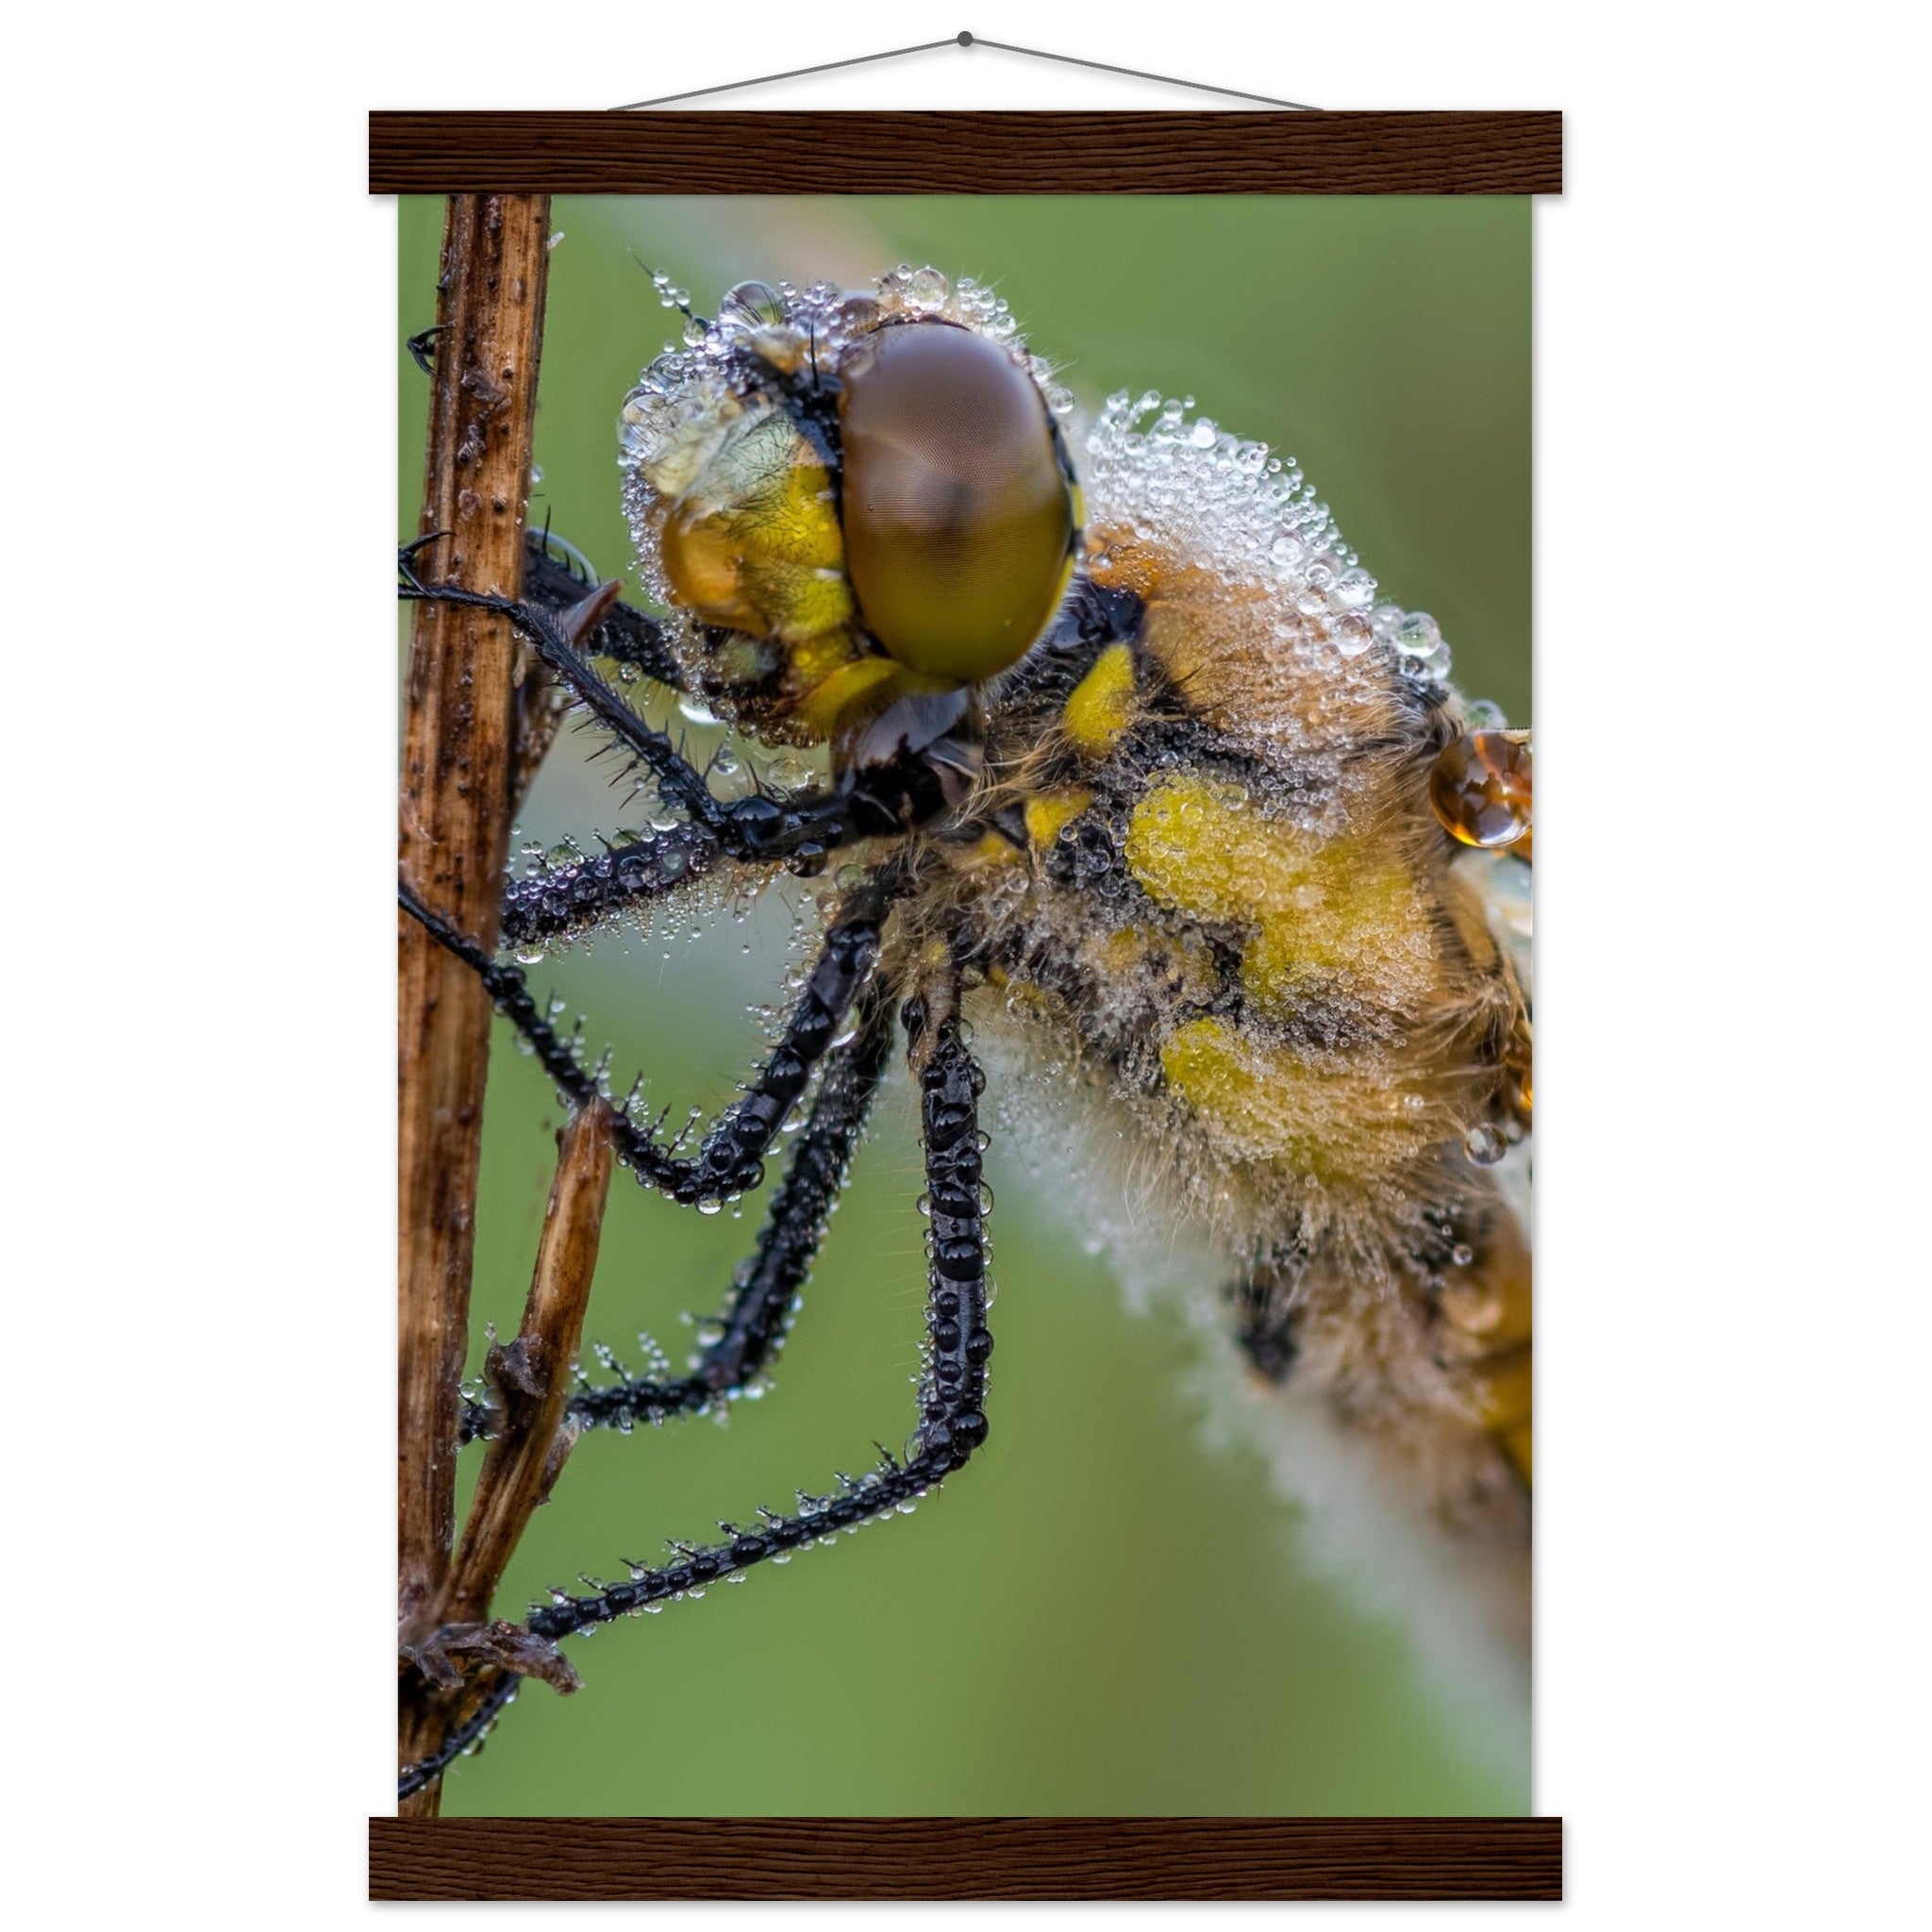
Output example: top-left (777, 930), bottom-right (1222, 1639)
top-left (368, 111), bottom-right (1562, 196)
top-left (368, 1816), bottom-right (1561, 1900)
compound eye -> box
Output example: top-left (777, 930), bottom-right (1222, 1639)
top-left (837, 322), bottom-right (1076, 684)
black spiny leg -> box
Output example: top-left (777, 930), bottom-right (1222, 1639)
top-left (395, 1671), bottom-right (520, 1800)
top-left (515, 990), bottom-right (992, 1644)
top-left (398, 560), bottom-right (913, 874)
top-left (500, 824), bottom-right (727, 952)
top-left (518, 532), bottom-right (685, 691)
top-left (402, 548), bottom-right (958, 947)
top-left (400, 869), bottom-right (901, 1208)
top-left (398, 987), bottom-right (994, 1796)
top-left (459, 986), bottom-right (898, 1443)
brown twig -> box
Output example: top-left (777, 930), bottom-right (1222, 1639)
top-left (400, 1102), bottom-right (616, 1768)
top-left (396, 192), bottom-right (551, 1812)
top-left (446, 1100), bottom-right (614, 1630)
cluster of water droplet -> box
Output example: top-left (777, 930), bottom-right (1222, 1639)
top-left (1368, 604), bottom-right (1452, 684)
top-left (504, 812), bottom-right (791, 972)
top-left (1082, 390), bottom-right (1456, 693)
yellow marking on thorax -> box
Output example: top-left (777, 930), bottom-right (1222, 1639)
top-left (1061, 643), bottom-right (1138, 757)
top-left (1158, 1016), bottom-right (1438, 1179)
top-left (1024, 785), bottom-right (1092, 852)
top-left (1124, 772), bottom-right (1473, 1180)
top-left (962, 830), bottom-right (1024, 869)
top-left (1125, 773), bottom-right (1437, 1017)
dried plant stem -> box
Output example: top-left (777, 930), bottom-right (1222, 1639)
top-left (397, 192), bottom-right (551, 1813)
top-left (445, 1101), bottom-right (614, 1624)
top-left (398, 1103), bottom-right (615, 1793)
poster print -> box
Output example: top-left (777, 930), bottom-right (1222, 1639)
top-left (396, 189), bottom-right (1533, 1821)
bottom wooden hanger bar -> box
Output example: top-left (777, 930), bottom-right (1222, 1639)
top-left (368, 1815), bottom-right (1561, 1901)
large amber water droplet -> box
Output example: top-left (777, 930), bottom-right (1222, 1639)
top-left (1430, 731), bottom-right (1532, 849)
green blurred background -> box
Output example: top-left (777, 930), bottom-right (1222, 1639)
top-left (398, 194), bottom-right (1530, 1815)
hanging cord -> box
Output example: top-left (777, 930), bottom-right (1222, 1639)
top-left (612, 30), bottom-right (1316, 113)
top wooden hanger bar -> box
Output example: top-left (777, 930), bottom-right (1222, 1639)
top-left (367, 111), bottom-right (1562, 195)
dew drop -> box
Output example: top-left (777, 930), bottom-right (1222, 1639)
top-left (719, 279), bottom-right (788, 329)
top-left (1332, 565), bottom-right (1376, 608)
top-left (1429, 732), bottom-right (1532, 850)
top-left (905, 266), bottom-right (949, 309)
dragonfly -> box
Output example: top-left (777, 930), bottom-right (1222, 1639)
top-left (399, 261), bottom-right (1533, 1800)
